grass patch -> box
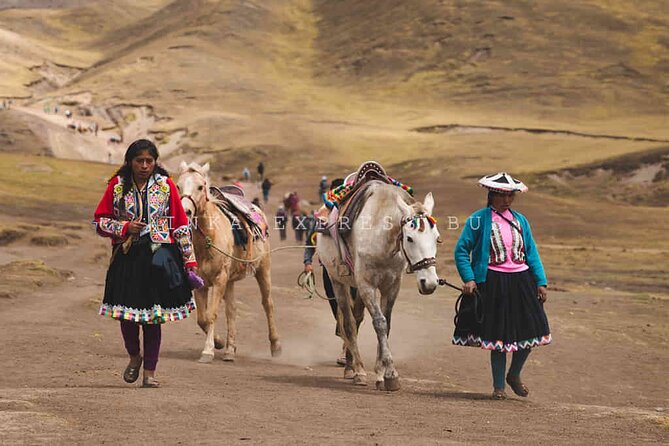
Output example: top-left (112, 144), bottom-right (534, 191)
top-left (0, 153), bottom-right (115, 220)
top-left (0, 228), bottom-right (26, 246)
top-left (0, 259), bottom-right (66, 297)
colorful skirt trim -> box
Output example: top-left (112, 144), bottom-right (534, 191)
top-left (452, 333), bottom-right (552, 353)
top-left (99, 297), bottom-right (196, 324)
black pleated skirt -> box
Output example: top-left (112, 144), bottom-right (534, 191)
top-left (452, 269), bottom-right (551, 352)
top-left (99, 238), bottom-right (195, 324)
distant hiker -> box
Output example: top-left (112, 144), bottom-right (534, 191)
top-left (261, 178), bottom-right (272, 203)
top-left (292, 209), bottom-right (307, 242)
top-left (257, 162), bottom-right (265, 181)
top-left (275, 206), bottom-right (287, 241)
top-left (318, 176), bottom-right (328, 202)
top-left (242, 167), bottom-right (250, 181)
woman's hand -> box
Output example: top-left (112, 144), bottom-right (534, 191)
top-left (126, 220), bottom-right (146, 235)
top-left (538, 286), bottom-right (548, 303)
top-left (462, 280), bottom-right (477, 295)
top-left (304, 263), bottom-right (313, 273)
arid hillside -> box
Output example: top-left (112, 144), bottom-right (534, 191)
top-left (0, 0), bottom-right (667, 166)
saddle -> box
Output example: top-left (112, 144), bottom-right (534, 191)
top-left (320, 161), bottom-right (392, 276)
top-left (209, 186), bottom-right (268, 246)
top-left (333, 161), bottom-right (391, 235)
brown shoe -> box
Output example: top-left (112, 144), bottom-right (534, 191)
top-left (142, 376), bottom-right (160, 388)
top-left (506, 375), bottom-right (529, 397)
top-left (492, 388), bottom-right (507, 400)
top-left (123, 356), bottom-right (142, 384)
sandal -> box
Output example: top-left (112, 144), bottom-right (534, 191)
top-left (142, 376), bottom-right (160, 388)
top-left (123, 356), bottom-right (142, 383)
top-left (506, 375), bottom-right (529, 397)
top-left (492, 388), bottom-right (507, 400)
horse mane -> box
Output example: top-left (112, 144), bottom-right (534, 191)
top-left (360, 181), bottom-right (416, 229)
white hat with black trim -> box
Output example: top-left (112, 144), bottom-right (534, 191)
top-left (478, 172), bottom-right (528, 193)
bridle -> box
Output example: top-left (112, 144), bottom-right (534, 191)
top-left (180, 170), bottom-right (209, 219)
top-left (181, 194), bottom-right (200, 217)
top-left (399, 213), bottom-right (438, 274)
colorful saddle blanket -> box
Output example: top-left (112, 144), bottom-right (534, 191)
top-left (210, 186), bottom-right (268, 245)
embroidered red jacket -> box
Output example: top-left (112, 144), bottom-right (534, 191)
top-left (93, 174), bottom-right (197, 268)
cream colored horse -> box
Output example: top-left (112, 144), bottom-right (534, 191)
top-left (177, 161), bottom-right (281, 362)
top-left (317, 182), bottom-right (440, 390)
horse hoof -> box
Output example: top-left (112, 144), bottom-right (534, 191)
top-left (198, 353), bottom-right (214, 364)
top-left (344, 367), bottom-right (355, 379)
top-left (222, 353), bottom-right (235, 362)
top-left (384, 377), bottom-right (401, 392)
top-left (214, 340), bottom-right (225, 350)
top-left (271, 343), bottom-right (282, 358)
top-left (375, 381), bottom-right (384, 391)
top-left (353, 375), bottom-right (367, 386)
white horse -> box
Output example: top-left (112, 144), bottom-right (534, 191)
top-left (317, 181), bottom-right (440, 390)
top-left (177, 161), bottom-right (281, 363)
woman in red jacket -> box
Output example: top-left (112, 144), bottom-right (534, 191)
top-left (94, 139), bottom-right (197, 388)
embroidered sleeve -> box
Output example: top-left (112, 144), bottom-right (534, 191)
top-left (173, 225), bottom-right (197, 267)
top-left (93, 179), bottom-right (128, 240)
top-left (168, 178), bottom-right (197, 268)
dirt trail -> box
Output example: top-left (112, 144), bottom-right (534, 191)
top-left (0, 206), bottom-right (667, 445)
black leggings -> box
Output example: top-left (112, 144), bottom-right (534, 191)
top-left (322, 268), bottom-right (357, 334)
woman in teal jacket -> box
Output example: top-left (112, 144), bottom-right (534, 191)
top-left (453, 172), bottom-right (551, 400)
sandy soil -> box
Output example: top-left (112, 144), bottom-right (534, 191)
top-left (0, 189), bottom-right (667, 446)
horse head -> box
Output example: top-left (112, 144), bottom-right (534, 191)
top-left (397, 192), bottom-right (442, 295)
top-left (177, 161), bottom-right (211, 219)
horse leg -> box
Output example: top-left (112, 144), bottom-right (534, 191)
top-left (195, 287), bottom-right (224, 351)
top-left (333, 282), bottom-right (366, 385)
top-left (222, 281), bottom-right (237, 361)
top-left (199, 277), bottom-right (226, 363)
top-left (378, 278), bottom-right (401, 391)
top-left (255, 259), bottom-right (282, 357)
top-left (359, 283), bottom-right (399, 391)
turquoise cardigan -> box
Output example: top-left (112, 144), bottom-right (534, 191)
top-left (454, 207), bottom-right (547, 286)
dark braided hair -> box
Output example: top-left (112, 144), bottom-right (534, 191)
top-left (487, 190), bottom-right (495, 207)
top-left (109, 139), bottom-right (169, 197)
top-left (330, 177), bottom-right (344, 190)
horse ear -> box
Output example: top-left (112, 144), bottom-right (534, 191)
top-left (179, 161), bottom-right (188, 173)
top-left (202, 162), bottom-right (210, 175)
top-left (396, 196), bottom-right (413, 217)
top-left (423, 192), bottom-right (435, 215)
